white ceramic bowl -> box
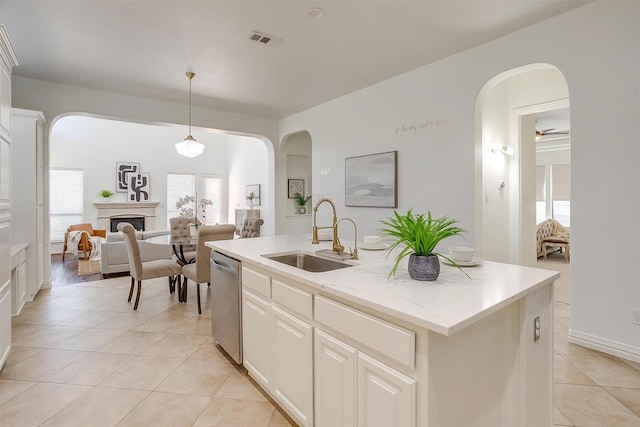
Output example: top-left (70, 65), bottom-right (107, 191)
top-left (448, 246), bottom-right (475, 262)
top-left (363, 235), bottom-right (381, 244)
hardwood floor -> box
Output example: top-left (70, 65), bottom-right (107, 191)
top-left (50, 254), bottom-right (128, 286)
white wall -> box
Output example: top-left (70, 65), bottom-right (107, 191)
top-left (481, 80), bottom-right (511, 262)
top-left (227, 134), bottom-right (270, 230)
top-left (279, 2), bottom-right (640, 359)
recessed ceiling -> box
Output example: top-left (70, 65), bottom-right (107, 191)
top-left (1, 1), bottom-right (588, 118)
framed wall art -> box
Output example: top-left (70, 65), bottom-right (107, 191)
top-left (288, 178), bottom-right (304, 198)
top-left (128, 172), bottom-right (150, 202)
top-left (116, 161), bottom-right (140, 192)
top-left (246, 184), bottom-right (261, 207)
top-left (345, 151), bottom-right (397, 208)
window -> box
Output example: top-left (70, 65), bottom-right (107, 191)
top-left (551, 163), bottom-right (570, 227)
top-left (535, 163), bottom-right (570, 227)
top-left (202, 175), bottom-right (224, 224)
top-left (167, 173), bottom-right (225, 227)
top-left (50, 169), bottom-right (83, 242)
top-left (167, 173), bottom-right (195, 227)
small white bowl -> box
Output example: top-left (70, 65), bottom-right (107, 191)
top-left (448, 246), bottom-right (475, 262)
top-left (363, 235), bottom-right (381, 244)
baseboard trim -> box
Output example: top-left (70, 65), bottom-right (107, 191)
top-left (568, 329), bottom-right (640, 363)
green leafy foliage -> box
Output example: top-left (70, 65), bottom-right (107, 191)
top-left (294, 193), bottom-right (311, 206)
top-left (99, 189), bottom-right (114, 198)
top-left (380, 209), bottom-right (466, 278)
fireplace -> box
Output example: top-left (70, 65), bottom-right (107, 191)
top-left (110, 216), bottom-right (145, 232)
top-left (94, 202), bottom-right (160, 231)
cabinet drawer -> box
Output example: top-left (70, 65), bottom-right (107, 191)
top-left (315, 295), bottom-right (415, 369)
top-left (272, 279), bottom-right (312, 321)
top-left (242, 266), bottom-right (270, 298)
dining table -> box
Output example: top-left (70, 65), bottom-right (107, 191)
top-left (145, 234), bottom-right (197, 265)
top-left (145, 234), bottom-right (198, 303)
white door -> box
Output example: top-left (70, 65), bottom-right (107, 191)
top-left (357, 352), bottom-right (416, 427)
top-left (272, 305), bottom-right (313, 426)
top-left (314, 329), bottom-right (357, 427)
top-left (241, 290), bottom-right (272, 388)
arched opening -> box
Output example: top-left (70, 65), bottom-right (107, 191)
top-left (47, 114), bottom-right (272, 282)
top-left (280, 130), bottom-right (312, 235)
top-left (475, 64), bottom-right (570, 267)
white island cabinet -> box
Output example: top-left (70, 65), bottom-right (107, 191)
top-left (207, 235), bottom-right (559, 427)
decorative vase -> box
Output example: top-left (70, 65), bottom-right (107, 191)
top-left (297, 205), bottom-right (307, 215)
top-left (408, 253), bottom-right (440, 281)
top-left (189, 224), bottom-right (198, 238)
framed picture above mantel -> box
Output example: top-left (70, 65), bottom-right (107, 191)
top-left (345, 151), bottom-right (397, 208)
top-left (116, 161), bottom-right (139, 192)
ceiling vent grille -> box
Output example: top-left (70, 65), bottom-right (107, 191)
top-left (247, 31), bottom-right (283, 47)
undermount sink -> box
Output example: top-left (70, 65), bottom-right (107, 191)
top-left (262, 251), bottom-right (352, 273)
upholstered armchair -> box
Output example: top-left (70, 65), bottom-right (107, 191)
top-left (62, 223), bottom-right (107, 261)
top-left (181, 224), bottom-right (237, 314)
top-left (240, 217), bottom-right (264, 238)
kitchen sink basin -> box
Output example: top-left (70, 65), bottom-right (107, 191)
top-left (262, 251), bottom-right (352, 273)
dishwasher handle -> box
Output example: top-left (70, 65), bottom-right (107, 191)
top-left (211, 252), bottom-right (240, 274)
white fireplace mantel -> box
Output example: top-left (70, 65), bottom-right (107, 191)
top-left (95, 202), bottom-right (160, 231)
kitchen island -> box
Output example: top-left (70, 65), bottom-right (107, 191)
top-left (207, 235), bottom-right (559, 427)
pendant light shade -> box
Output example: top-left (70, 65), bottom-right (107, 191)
top-left (175, 72), bottom-right (205, 158)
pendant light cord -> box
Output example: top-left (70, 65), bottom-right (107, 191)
top-left (187, 72), bottom-right (195, 136)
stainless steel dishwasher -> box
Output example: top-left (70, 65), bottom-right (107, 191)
top-left (210, 251), bottom-right (242, 364)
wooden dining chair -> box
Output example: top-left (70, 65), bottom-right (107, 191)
top-left (181, 224), bottom-right (236, 314)
top-left (117, 222), bottom-right (182, 310)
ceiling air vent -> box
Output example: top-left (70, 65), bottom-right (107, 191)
top-left (247, 31), bottom-right (283, 47)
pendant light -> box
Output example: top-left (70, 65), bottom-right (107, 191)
top-left (175, 72), bottom-right (205, 157)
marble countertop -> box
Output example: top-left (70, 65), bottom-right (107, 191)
top-left (207, 235), bottom-right (559, 336)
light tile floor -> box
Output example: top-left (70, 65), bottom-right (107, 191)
top-left (1, 277), bottom-right (293, 427)
top-left (1, 255), bottom-right (639, 426)
top-left (541, 253), bottom-right (640, 427)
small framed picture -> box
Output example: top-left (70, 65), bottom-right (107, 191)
top-left (128, 172), bottom-right (150, 202)
top-left (246, 184), bottom-right (261, 207)
top-left (288, 179), bottom-right (304, 198)
top-left (116, 161), bottom-right (140, 192)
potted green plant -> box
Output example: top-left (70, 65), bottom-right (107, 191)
top-left (99, 189), bottom-right (115, 199)
top-left (294, 193), bottom-right (311, 214)
top-left (380, 209), bottom-right (467, 281)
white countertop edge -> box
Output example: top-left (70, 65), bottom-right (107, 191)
top-left (207, 236), bottom-right (560, 336)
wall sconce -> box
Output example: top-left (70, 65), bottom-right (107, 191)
top-left (490, 142), bottom-right (514, 156)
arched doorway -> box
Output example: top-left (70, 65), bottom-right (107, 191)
top-left (280, 131), bottom-right (312, 235)
top-left (475, 65), bottom-right (570, 267)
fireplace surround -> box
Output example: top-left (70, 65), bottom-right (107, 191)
top-left (95, 202), bottom-right (159, 231)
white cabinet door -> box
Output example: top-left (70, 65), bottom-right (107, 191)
top-left (314, 329), bottom-right (357, 427)
top-left (358, 352), bottom-right (416, 427)
top-left (0, 279), bottom-right (10, 368)
top-left (242, 290), bottom-right (272, 388)
top-left (272, 305), bottom-right (313, 427)
top-left (15, 258), bottom-right (26, 314)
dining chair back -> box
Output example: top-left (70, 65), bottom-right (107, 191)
top-left (169, 216), bottom-right (196, 264)
top-left (240, 217), bottom-right (264, 238)
top-left (181, 224), bottom-right (236, 314)
top-left (118, 222), bottom-right (182, 310)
